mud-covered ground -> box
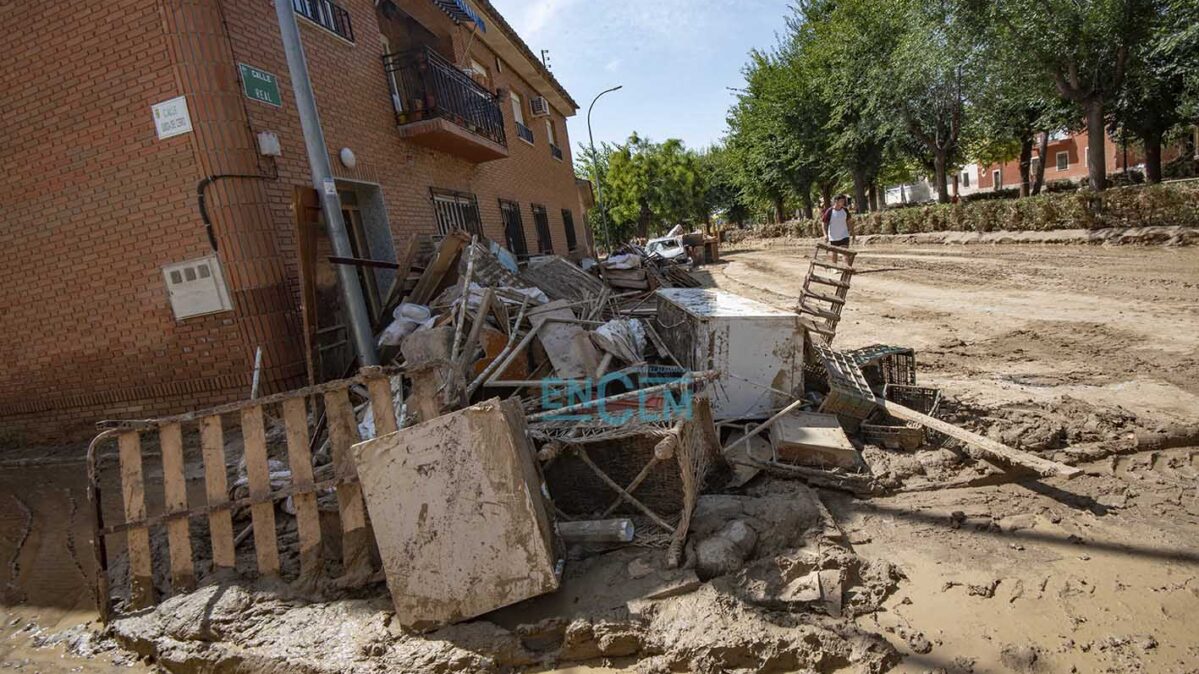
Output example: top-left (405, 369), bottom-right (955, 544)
top-left (699, 240), bottom-right (1199, 672)
top-left (2, 240), bottom-right (1197, 673)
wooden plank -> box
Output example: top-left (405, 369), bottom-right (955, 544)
top-left (882, 400), bottom-right (1083, 479)
top-left (458, 287), bottom-right (494, 368)
top-left (117, 432), bottom-right (154, 608)
top-left (367, 376), bottom-right (399, 437)
top-left (409, 231), bottom-right (470, 305)
top-left (200, 415), bottom-right (236, 571)
top-left (241, 405), bottom-right (280, 576)
top-left (377, 232), bottom-right (421, 330)
top-left (324, 387), bottom-right (373, 583)
top-left (159, 423), bottom-right (195, 593)
top-left (282, 397), bottom-right (323, 584)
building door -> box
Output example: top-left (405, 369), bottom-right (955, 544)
top-left (339, 190), bottom-right (382, 326)
top-left (500, 200), bottom-right (528, 260)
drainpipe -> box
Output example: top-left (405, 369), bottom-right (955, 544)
top-left (273, 0), bottom-right (378, 366)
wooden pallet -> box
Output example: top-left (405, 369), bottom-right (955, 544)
top-left (796, 243), bottom-right (856, 343)
top-left (87, 367), bottom-right (402, 622)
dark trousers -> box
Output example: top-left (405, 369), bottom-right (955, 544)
top-left (828, 237), bottom-right (850, 248)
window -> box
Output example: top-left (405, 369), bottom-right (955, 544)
top-left (562, 209), bottom-right (578, 251)
top-left (531, 204), bottom-right (553, 254)
top-left (499, 200), bottom-right (528, 259)
top-left (546, 119), bottom-right (562, 160)
top-left (431, 188), bottom-right (483, 238)
top-left (1056, 151), bottom-right (1069, 171)
top-left (960, 172), bottom-right (970, 188)
top-left (992, 169), bottom-right (1001, 189)
top-left (293, 0), bottom-right (354, 42)
top-left (511, 92), bottom-right (533, 143)
top-left (468, 58), bottom-right (490, 86)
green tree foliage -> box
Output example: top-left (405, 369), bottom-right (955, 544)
top-left (604, 134), bottom-right (706, 239)
top-left (985, 0), bottom-right (1157, 191)
top-left (1112, 0), bottom-right (1199, 182)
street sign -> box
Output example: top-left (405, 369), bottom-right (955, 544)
top-left (151, 96), bottom-right (193, 140)
top-left (238, 63), bottom-right (283, 108)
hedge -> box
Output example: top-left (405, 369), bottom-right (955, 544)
top-left (727, 181), bottom-right (1199, 240)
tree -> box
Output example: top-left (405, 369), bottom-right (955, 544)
top-left (987, 0), bottom-right (1157, 191)
top-left (574, 141), bottom-right (617, 248)
top-left (604, 134), bottom-right (705, 239)
top-left (696, 143), bottom-right (751, 229)
top-left (1112, 0), bottom-right (1199, 182)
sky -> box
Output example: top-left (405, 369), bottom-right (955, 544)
top-left (488, 0), bottom-right (794, 154)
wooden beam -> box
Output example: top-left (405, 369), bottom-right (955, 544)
top-left (366, 375), bottom-right (399, 437)
top-left (882, 400), bottom-right (1083, 479)
top-left (200, 415), bottom-right (236, 571)
top-left (159, 423), bottom-right (195, 593)
top-left (282, 397), bottom-right (323, 585)
top-left (324, 387), bottom-right (373, 584)
top-left (242, 405), bottom-right (280, 576)
top-left (118, 432), bottom-right (154, 609)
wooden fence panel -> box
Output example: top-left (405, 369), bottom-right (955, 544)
top-left (324, 387), bottom-right (373, 582)
top-left (241, 405), bottom-right (280, 576)
top-left (200, 415), bottom-right (236, 571)
top-left (159, 422), bottom-right (195, 593)
top-left (282, 397), bottom-right (323, 583)
top-left (117, 432), bottom-right (154, 608)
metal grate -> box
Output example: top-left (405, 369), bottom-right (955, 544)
top-left (293, 0), bottom-right (354, 42)
top-left (562, 209), bottom-right (578, 251)
top-left (550, 143), bottom-right (563, 160)
top-left (516, 121), bottom-right (534, 144)
top-left (500, 199), bottom-right (528, 259)
top-left (431, 189), bottom-right (484, 238)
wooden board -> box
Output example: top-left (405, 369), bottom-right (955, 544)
top-left (241, 405), bottom-right (279, 576)
top-left (882, 401), bottom-right (1083, 479)
top-left (323, 387), bottom-right (373, 583)
top-left (367, 376), bottom-right (399, 437)
top-left (159, 423), bottom-right (195, 593)
top-left (117, 432), bottom-right (154, 608)
top-left (199, 415), bottom-right (236, 571)
top-left (769, 411), bottom-right (860, 468)
top-left (409, 231), bottom-right (470, 305)
top-left (282, 397), bottom-right (323, 584)
top-left (351, 398), bottom-right (558, 630)
top-left (528, 300), bottom-right (599, 379)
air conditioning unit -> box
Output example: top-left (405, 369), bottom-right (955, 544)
top-left (530, 96), bottom-right (550, 117)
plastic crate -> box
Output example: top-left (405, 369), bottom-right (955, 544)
top-left (859, 385), bottom-right (942, 451)
top-left (849, 345), bottom-right (916, 394)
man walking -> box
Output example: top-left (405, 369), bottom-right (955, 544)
top-left (820, 194), bottom-right (854, 263)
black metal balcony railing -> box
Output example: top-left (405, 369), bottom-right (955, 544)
top-left (516, 122), bottom-right (534, 144)
top-left (383, 47), bottom-right (507, 147)
top-left (550, 143), bottom-right (563, 160)
top-left (293, 0), bottom-right (354, 42)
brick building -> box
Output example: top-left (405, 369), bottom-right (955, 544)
top-left (977, 128), bottom-right (1189, 190)
top-left (0, 0), bottom-right (588, 444)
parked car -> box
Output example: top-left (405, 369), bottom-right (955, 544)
top-left (644, 235), bottom-right (690, 265)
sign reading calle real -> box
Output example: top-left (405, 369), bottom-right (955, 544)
top-left (238, 63), bottom-right (282, 108)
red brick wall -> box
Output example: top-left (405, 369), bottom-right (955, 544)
top-left (0, 0), bottom-right (583, 445)
top-left (978, 130), bottom-right (1185, 190)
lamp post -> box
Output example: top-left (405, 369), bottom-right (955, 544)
top-left (587, 85), bottom-right (622, 257)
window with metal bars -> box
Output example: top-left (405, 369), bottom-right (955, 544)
top-left (293, 0), bottom-right (354, 42)
top-left (561, 209), bottom-right (578, 251)
top-left (531, 204), bottom-right (553, 254)
top-left (431, 189), bottom-right (483, 238)
top-left (499, 200), bottom-right (528, 259)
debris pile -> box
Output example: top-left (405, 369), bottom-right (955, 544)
top-left (93, 233), bottom-right (1092, 673)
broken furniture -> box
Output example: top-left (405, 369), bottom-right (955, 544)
top-left (770, 410), bottom-right (860, 468)
top-left (351, 398), bottom-right (559, 630)
top-left (796, 243), bottom-right (855, 344)
top-left (860, 384), bottom-right (941, 451)
top-left (654, 288), bottom-right (804, 421)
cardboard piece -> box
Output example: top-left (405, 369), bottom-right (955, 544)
top-left (351, 398), bottom-right (559, 630)
top-left (769, 411), bottom-right (859, 468)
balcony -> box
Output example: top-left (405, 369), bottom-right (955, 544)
top-left (515, 122), bottom-right (534, 144)
top-left (550, 143), bottom-right (563, 161)
top-left (383, 47), bottom-right (508, 162)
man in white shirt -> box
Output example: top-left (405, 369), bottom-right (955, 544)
top-left (820, 194), bottom-right (854, 264)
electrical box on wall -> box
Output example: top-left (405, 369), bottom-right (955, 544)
top-left (256, 130), bottom-right (282, 157)
top-left (162, 255), bottom-right (233, 320)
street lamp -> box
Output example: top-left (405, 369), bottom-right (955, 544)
top-left (587, 85), bottom-right (622, 257)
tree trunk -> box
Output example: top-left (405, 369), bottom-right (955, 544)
top-left (638, 203), bottom-right (651, 239)
top-left (952, 172), bottom-right (959, 199)
top-left (801, 188), bottom-right (814, 220)
top-left (1017, 136), bottom-right (1034, 197)
top-left (867, 183), bottom-right (879, 212)
top-left (1143, 130), bottom-right (1163, 183)
top-left (933, 151), bottom-right (950, 203)
top-left (820, 182), bottom-right (833, 210)
top-left (773, 194), bottom-right (786, 224)
top-left (852, 172), bottom-right (868, 214)
top-left (1085, 99), bottom-right (1107, 191)
top-left (1032, 131), bottom-right (1049, 195)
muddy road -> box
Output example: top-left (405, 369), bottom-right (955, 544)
top-left (701, 240), bottom-right (1199, 672)
top-left (1, 240), bottom-right (1197, 672)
